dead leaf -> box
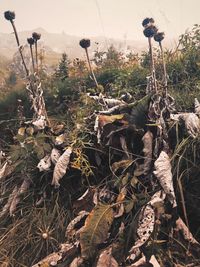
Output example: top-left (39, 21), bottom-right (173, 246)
top-left (112, 160), bottom-right (133, 173)
top-left (171, 113), bottom-right (200, 138)
top-left (55, 133), bottom-right (66, 145)
top-left (129, 204), bottom-right (155, 253)
top-left (37, 155), bottom-right (51, 172)
top-left (32, 115), bottom-right (46, 130)
top-left (194, 98), bottom-right (200, 115)
top-left (52, 147), bottom-right (72, 187)
top-left (0, 162), bottom-right (8, 180)
top-left (96, 247), bottom-right (119, 267)
top-left (18, 127), bottom-right (26, 136)
top-left (142, 131), bottom-right (153, 175)
top-left (65, 210), bottom-right (89, 241)
top-left (153, 151), bottom-right (176, 205)
top-left (80, 203), bottom-right (114, 259)
top-left (175, 217), bottom-right (199, 245)
top-left (50, 148), bottom-right (61, 165)
top-left (69, 257), bottom-right (84, 267)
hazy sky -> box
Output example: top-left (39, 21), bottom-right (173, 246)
top-left (0, 0), bottom-right (200, 40)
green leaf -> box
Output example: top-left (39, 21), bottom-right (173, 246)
top-left (80, 203), bottom-right (114, 259)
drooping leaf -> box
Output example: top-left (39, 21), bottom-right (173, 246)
top-left (52, 147), bottom-right (72, 187)
top-left (142, 130), bottom-right (153, 175)
top-left (96, 247), bottom-right (119, 267)
top-left (80, 203), bottom-right (114, 259)
top-left (153, 151), bottom-right (176, 205)
top-left (129, 204), bottom-right (155, 253)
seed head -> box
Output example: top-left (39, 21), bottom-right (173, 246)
top-left (142, 17), bottom-right (155, 28)
top-left (79, 39), bottom-right (91, 49)
top-left (143, 25), bottom-right (158, 38)
top-left (32, 32), bottom-right (41, 41)
top-left (154, 32), bottom-right (165, 42)
top-left (4, 11), bottom-right (15, 21)
top-left (27, 37), bottom-right (35, 46)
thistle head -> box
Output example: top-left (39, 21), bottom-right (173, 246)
top-left (142, 17), bottom-right (155, 28)
top-left (32, 32), bottom-right (41, 41)
top-left (79, 39), bottom-right (91, 49)
top-left (143, 25), bottom-right (158, 38)
top-left (154, 32), bottom-right (165, 42)
top-left (27, 37), bottom-right (35, 46)
top-left (4, 11), bottom-right (15, 21)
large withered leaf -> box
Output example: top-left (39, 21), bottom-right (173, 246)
top-left (80, 203), bottom-right (114, 259)
top-left (129, 204), bottom-right (155, 253)
top-left (171, 113), bottom-right (200, 138)
top-left (52, 147), bottom-right (72, 188)
top-left (142, 131), bottom-right (153, 175)
top-left (153, 151), bottom-right (176, 205)
top-left (96, 247), bottom-right (119, 267)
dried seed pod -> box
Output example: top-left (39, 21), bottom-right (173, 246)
top-left (27, 37), bottom-right (35, 45)
top-left (4, 11), bottom-right (15, 21)
top-left (142, 17), bottom-right (155, 28)
top-left (143, 25), bottom-right (158, 38)
top-left (32, 32), bottom-right (41, 41)
top-left (154, 32), bottom-right (165, 42)
top-left (79, 38), bottom-right (91, 49)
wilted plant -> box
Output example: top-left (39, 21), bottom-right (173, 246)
top-left (32, 32), bottom-right (41, 72)
top-left (142, 17), bottom-right (158, 92)
top-left (27, 37), bottom-right (35, 72)
top-left (4, 10), bottom-right (29, 76)
top-left (79, 38), bottom-right (99, 88)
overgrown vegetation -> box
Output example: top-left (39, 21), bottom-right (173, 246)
top-left (0, 12), bottom-right (200, 267)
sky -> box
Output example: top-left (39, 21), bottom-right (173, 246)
top-left (0, 0), bottom-right (200, 41)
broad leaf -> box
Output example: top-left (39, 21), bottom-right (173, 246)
top-left (153, 151), bottom-right (176, 205)
top-left (80, 203), bottom-right (114, 259)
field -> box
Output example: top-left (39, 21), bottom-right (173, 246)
top-left (0, 13), bottom-right (200, 267)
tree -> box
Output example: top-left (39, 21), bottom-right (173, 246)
top-left (56, 53), bottom-right (69, 81)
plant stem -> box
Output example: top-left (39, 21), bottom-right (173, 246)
top-left (148, 37), bottom-right (157, 93)
top-left (85, 48), bottom-right (99, 88)
top-left (10, 20), bottom-right (29, 76)
top-left (35, 41), bottom-right (38, 72)
top-left (159, 42), bottom-right (168, 97)
top-left (30, 45), bottom-right (35, 73)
